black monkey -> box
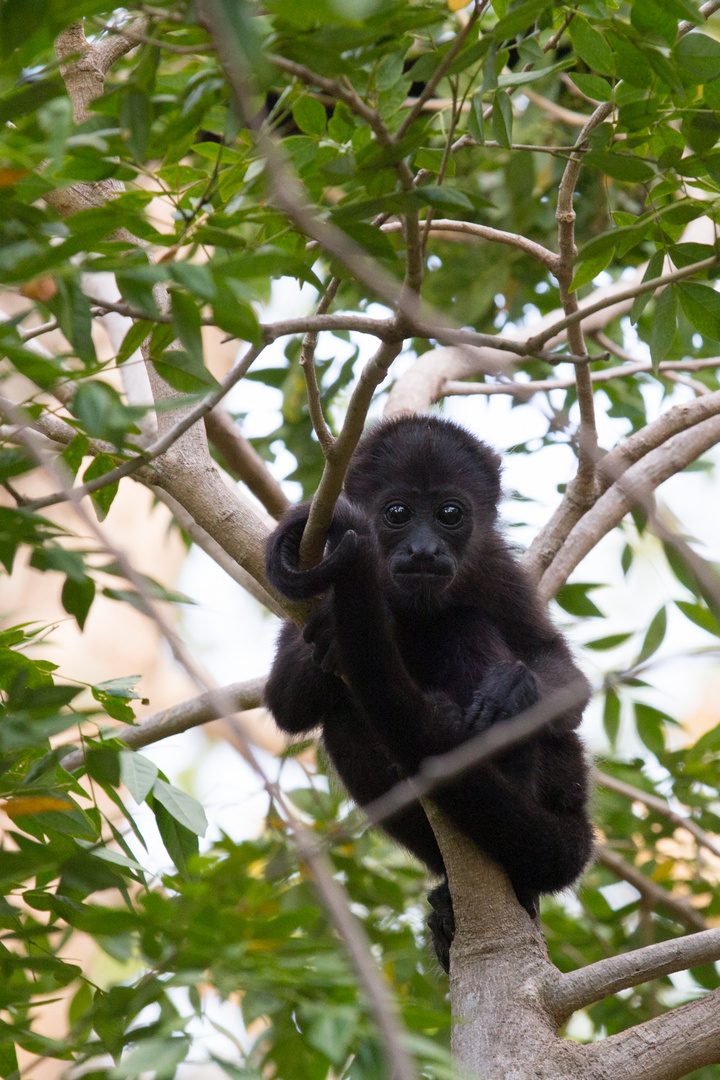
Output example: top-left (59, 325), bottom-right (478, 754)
top-left (265, 416), bottom-right (593, 972)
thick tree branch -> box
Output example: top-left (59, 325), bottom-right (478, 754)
top-left (583, 986), bottom-right (720, 1080)
top-left (537, 412), bottom-right (720, 600)
top-left (550, 927), bottom-right (720, 1023)
top-left (204, 408), bottom-right (290, 519)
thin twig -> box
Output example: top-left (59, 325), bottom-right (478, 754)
top-left (300, 278), bottom-right (340, 458)
top-left (298, 338), bottom-right (402, 569)
top-left (394, 0), bottom-right (485, 142)
top-left (381, 219), bottom-right (559, 272)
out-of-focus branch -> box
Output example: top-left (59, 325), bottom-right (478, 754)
top-left (596, 845), bottom-right (707, 932)
top-left (595, 771), bottom-right (720, 861)
top-left (550, 928), bottom-right (720, 1024)
top-left (204, 408), bottom-right (290, 519)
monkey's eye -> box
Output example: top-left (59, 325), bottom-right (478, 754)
top-left (385, 504), bottom-right (412, 526)
top-left (436, 504), bottom-right (463, 527)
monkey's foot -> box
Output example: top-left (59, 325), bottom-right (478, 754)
top-left (427, 881), bottom-right (455, 975)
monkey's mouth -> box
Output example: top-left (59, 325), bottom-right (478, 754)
top-left (391, 560), bottom-right (455, 587)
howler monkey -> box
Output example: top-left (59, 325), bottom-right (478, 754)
top-left (265, 416), bottom-right (593, 972)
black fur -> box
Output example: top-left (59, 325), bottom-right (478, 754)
top-left (265, 416), bottom-right (593, 972)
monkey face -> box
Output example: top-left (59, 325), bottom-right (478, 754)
top-left (373, 487), bottom-right (473, 608)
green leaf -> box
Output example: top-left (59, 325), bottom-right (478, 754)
top-left (416, 185), bottom-right (473, 210)
top-left (61, 575), bottom-right (95, 631)
top-left (570, 246), bottom-right (614, 291)
top-left (568, 72), bottom-right (612, 102)
top-left (120, 752), bottom-right (159, 804)
top-left (212, 286), bottom-right (261, 344)
top-left (635, 703), bottom-right (671, 755)
top-left (630, 250), bottom-right (664, 325)
top-left (153, 800), bottom-right (198, 876)
top-left (152, 779), bottom-right (207, 836)
top-left (583, 152), bottom-right (654, 184)
top-left (497, 58), bottom-right (574, 88)
top-left (555, 582), bottom-right (604, 617)
top-left (569, 17), bottom-right (616, 77)
top-left (649, 285), bottom-right (677, 370)
top-left (493, 0), bottom-right (553, 39)
top-left (292, 96), bottom-right (327, 137)
top-left (171, 290), bottom-right (204, 365)
top-left (154, 349), bottom-right (219, 393)
top-left (603, 689), bottom-right (621, 748)
top-left (676, 600), bottom-right (720, 637)
top-left (468, 91), bottom-right (485, 144)
top-left (677, 281), bottom-right (720, 342)
top-left (82, 454), bottom-right (120, 522)
top-left (117, 320), bottom-right (151, 365)
top-left (636, 606), bottom-right (667, 663)
top-left (119, 89), bottom-right (152, 162)
top-left (585, 632), bottom-right (633, 650)
top-left (492, 89), bottom-right (513, 149)
top-left (674, 32), bottom-right (720, 81)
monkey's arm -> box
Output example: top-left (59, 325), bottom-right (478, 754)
top-left (265, 618), bottom-right (346, 735)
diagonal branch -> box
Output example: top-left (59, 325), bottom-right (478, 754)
top-left (204, 408), bottom-right (290, 519)
top-left (595, 770), bottom-right (720, 862)
top-left (549, 928), bottom-right (720, 1024)
top-left (583, 986), bottom-right (720, 1080)
top-left (596, 845), bottom-right (707, 933)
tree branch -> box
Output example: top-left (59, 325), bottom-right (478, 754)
top-left (550, 928), bottom-right (720, 1023)
top-left (154, 488), bottom-right (286, 615)
top-left (380, 219), bottom-right (559, 272)
top-left (595, 770), bottom-right (720, 862)
top-left (595, 845), bottom-right (707, 933)
top-left (536, 412), bottom-right (720, 600)
top-left (61, 677), bottom-right (267, 773)
top-left (300, 278), bottom-right (340, 459)
top-left (443, 356), bottom-right (720, 398)
top-left (24, 344), bottom-right (264, 513)
top-left (526, 256), bottom-right (719, 354)
top-left (583, 986), bottom-right (720, 1080)
top-left (204, 408), bottom-right (290, 519)
top-left (298, 337), bottom-right (402, 569)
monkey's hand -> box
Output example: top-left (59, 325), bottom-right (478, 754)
top-left (302, 597), bottom-right (342, 676)
top-left (466, 660), bottom-right (540, 733)
top-left (266, 497), bottom-right (375, 601)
